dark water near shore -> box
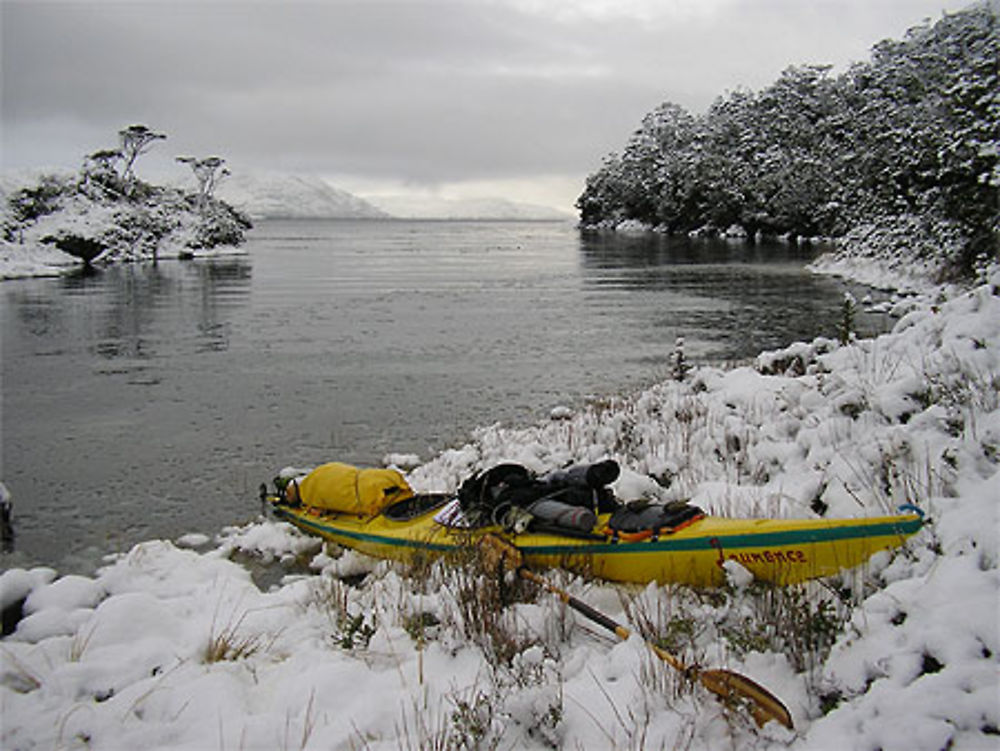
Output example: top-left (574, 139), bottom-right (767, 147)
top-left (1, 220), bottom-right (888, 574)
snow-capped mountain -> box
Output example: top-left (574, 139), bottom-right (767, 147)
top-left (366, 194), bottom-right (573, 221)
top-left (215, 172), bottom-right (388, 219)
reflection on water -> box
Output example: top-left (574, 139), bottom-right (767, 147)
top-left (578, 231), bottom-right (866, 360)
top-left (3, 259), bottom-right (255, 573)
top-left (579, 229), bottom-right (814, 267)
top-left (2, 221), bottom-right (886, 574)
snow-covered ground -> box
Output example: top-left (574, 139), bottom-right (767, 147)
top-left (0, 238), bottom-right (247, 280)
top-left (1, 251), bottom-right (997, 748)
top-left (0, 169), bottom-right (251, 279)
top-left (0, 241), bottom-right (81, 280)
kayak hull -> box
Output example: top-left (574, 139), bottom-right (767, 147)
top-left (271, 501), bottom-right (922, 587)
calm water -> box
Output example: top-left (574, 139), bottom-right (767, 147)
top-left (2, 220), bottom-right (885, 573)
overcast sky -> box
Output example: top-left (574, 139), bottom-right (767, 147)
top-left (0, 0), bottom-right (978, 211)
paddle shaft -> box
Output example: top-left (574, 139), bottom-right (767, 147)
top-left (479, 533), bottom-right (793, 729)
top-left (509, 552), bottom-right (793, 730)
top-left (517, 567), bottom-right (687, 673)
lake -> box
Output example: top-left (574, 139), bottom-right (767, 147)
top-left (1, 220), bottom-right (886, 574)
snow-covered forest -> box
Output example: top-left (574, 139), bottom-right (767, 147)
top-left (1, 125), bottom-right (252, 267)
top-left (576, 4), bottom-right (998, 283)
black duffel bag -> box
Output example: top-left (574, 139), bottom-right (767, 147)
top-left (607, 500), bottom-right (704, 535)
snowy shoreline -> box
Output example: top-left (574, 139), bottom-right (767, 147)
top-left (1, 255), bottom-right (997, 748)
top-left (0, 239), bottom-right (249, 280)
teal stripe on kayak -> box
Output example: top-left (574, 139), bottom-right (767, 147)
top-left (275, 508), bottom-right (456, 552)
top-left (523, 517), bottom-right (924, 557)
top-left (275, 506), bottom-right (922, 557)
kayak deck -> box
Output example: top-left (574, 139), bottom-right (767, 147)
top-left (270, 497), bottom-right (923, 587)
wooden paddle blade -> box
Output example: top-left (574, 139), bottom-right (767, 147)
top-left (697, 669), bottom-right (793, 729)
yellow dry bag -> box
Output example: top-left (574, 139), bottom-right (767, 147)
top-left (297, 462), bottom-right (413, 517)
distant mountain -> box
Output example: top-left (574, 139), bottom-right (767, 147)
top-left (367, 195), bottom-right (573, 221)
top-left (216, 173), bottom-right (388, 219)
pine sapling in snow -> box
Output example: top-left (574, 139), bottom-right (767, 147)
top-left (837, 292), bottom-right (857, 345)
top-left (671, 336), bottom-right (690, 381)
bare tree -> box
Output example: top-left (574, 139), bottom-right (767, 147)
top-left (176, 155), bottom-right (230, 210)
top-left (118, 124), bottom-right (166, 191)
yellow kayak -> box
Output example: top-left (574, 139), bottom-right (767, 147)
top-left (267, 494), bottom-right (923, 587)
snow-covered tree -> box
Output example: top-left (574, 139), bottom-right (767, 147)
top-left (176, 155), bottom-right (230, 210)
top-left (576, 3), bottom-right (999, 280)
top-left (80, 148), bottom-right (124, 197)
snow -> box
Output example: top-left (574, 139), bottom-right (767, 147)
top-left (0, 235), bottom-right (247, 280)
top-left (0, 169), bottom-right (252, 277)
top-left (2, 231), bottom-right (998, 749)
top-left (381, 453), bottom-right (423, 471)
top-left (215, 172), bottom-right (388, 220)
top-left (0, 241), bottom-right (80, 280)
top-left (0, 568), bottom-right (57, 612)
top-left (174, 533), bottom-right (211, 549)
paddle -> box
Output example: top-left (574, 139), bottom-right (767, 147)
top-left (479, 534), bottom-right (794, 730)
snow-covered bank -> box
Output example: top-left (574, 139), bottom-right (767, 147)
top-left (2, 264), bottom-right (997, 748)
top-left (0, 241), bottom-right (80, 279)
top-left (1, 165), bottom-right (251, 279)
top-left (806, 214), bottom-right (997, 299)
top-left (0, 238), bottom-right (249, 280)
